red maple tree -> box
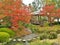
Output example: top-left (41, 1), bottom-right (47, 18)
top-left (0, 0), bottom-right (32, 31)
top-left (40, 5), bottom-right (55, 16)
top-left (0, 0), bottom-right (32, 36)
top-left (40, 5), bottom-right (56, 23)
top-left (40, 4), bottom-right (60, 24)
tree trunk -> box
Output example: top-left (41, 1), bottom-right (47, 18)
top-left (57, 18), bottom-right (59, 23)
top-left (48, 16), bottom-right (53, 26)
top-left (39, 16), bottom-right (44, 27)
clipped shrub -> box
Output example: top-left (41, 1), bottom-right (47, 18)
top-left (45, 29), bottom-right (56, 33)
top-left (0, 28), bottom-right (15, 37)
top-left (48, 32), bottom-right (57, 39)
top-left (56, 30), bottom-right (60, 34)
top-left (40, 33), bottom-right (48, 40)
top-left (0, 32), bottom-right (10, 43)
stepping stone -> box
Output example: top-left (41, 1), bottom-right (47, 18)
top-left (22, 33), bottom-right (38, 41)
top-left (17, 39), bottom-right (22, 41)
top-left (13, 39), bottom-right (16, 41)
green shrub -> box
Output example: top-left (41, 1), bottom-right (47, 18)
top-left (39, 32), bottom-right (57, 40)
top-left (0, 32), bottom-right (10, 43)
top-left (30, 28), bottom-right (38, 33)
top-left (0, 28), bottom-right (15, 37)
top-left (46, 30), bottom-right (56, 33)
top-left (40, 33), bottom-right (48, 40)
top-left (48, 32), bottom-right (57, 39)
top-left (56, 30), bottom-right (60, 34)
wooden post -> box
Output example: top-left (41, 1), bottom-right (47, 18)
top-left (48, 16), bottom-right (54, 26)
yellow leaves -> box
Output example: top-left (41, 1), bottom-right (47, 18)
top-left (44, 0), bottom-right (55, 5)
top-left (44, 0), bottom-right (58, 5)
top-left (45, 0), bottom-right (52, 5)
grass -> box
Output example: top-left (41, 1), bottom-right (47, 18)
top-left (16, 43), bottom-right (23, 45)
top-left (14, 22), bottom-right (60, 45)
top-left (15, 39), bottom-right (57, 45)
top-left (1, 38), bottom-right (57, 45)
top-left (25, 23), bottom-right (60, 34)
top-left (19, 21), bottom-right (60, 33)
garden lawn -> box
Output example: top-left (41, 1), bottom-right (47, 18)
top-left (16, 39), bottom-right (57, 45)
top-left (16, 43), bottom-right (23, 45)
top-left (26, 23), bottom-right (60, 33)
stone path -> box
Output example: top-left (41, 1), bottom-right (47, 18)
top-left (5, 33), bottom-right (38, 45)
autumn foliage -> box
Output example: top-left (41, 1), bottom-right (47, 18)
top-left (40, 4), bottom-right (60, 17)
top-left (40, 5), bottom-right (55, 16)
top-left (0, 0), bottom-right (32, 30)
top-left (40, 4), bottom-right (60, 23)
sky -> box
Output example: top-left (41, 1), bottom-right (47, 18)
top-left (23, 0), bottom-right (34, 5)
